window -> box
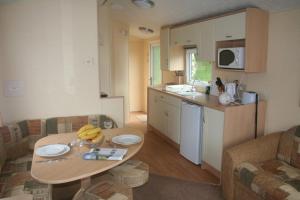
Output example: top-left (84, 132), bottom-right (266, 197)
top-left (186, 48), bottom-right (212, 84)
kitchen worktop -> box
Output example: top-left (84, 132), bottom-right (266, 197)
top-left (148, 86), bottom-right (231, 112)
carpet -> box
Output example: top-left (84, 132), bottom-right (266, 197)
top-left (133, 174), bottom-right (223, 200)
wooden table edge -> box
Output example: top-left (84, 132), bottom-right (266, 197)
top-left (31, 129), bottom-right (144, 184)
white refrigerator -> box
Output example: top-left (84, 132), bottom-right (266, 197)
top-left (180, 101), bottom-right (203, 165)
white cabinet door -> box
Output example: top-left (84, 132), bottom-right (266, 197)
top-left (157, 100), bottom-right (168, 134)
top-left (197, 20), bottom-right (215, 61)
top-left (166, 104), bottom-right (181, 144)
top-left (202, 107), bottom-right (224, 171)
top-left (148, 90), bottom-right (159, 129)
top-left (169, 46), bottom-right (184, 71)
top-left (214, 12), bottom-right (246, 41)
top-left (170, 23), bottom-right (201, 46)
top-left (160, 28), bottom-right (170, 70)
top-left (148, 90), bottom-right (164, 132)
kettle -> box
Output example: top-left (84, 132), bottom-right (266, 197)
top-left (225, 83), bottom-right (237, 102)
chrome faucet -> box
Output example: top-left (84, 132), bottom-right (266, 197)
top-left (191, 80), bottom-right (196, 92)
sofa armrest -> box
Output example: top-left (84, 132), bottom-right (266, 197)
top-left (221, 132), bottom-right (281, 200)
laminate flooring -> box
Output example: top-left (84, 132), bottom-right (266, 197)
top-left (127, 112), bottom-right (219, 184)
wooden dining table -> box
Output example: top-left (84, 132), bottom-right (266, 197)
top-left (31, 128), bottom-right (144, 199)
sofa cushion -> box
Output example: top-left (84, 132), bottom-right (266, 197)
top-left (17, 121), bottom-right (29, 138)
top-left (277, 125), bottom-right (300, 168)
top-left (0, 122), bottom-right (31, 160)
top-left (1, 154), bottom-right (32, 176)
top-left (0, 127), bottom-right (16, 145)
top-left (0, 154), bottom-right (51, 199)
top-left (46, 116), bottom-right (89, 134)
top-left (235, 160), bottom-right (300, 199)
top-left (0, 134), bottom-right (7, 171)
top-left (46, 115), bottom-right (117, 135)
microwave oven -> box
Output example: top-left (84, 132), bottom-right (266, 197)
top-left (217, 47), bottom-right (245, 70)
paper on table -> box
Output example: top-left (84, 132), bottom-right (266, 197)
top-left (82, 148), bottom-right (128, 161)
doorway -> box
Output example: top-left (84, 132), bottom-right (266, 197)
top-left (149, 43), bottom-right (162, 86)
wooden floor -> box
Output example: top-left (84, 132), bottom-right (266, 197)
top-left (127, 112), bottom-right (219, 184)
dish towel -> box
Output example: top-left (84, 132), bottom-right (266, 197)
top-left (82, 148), bottom-right (128, 160)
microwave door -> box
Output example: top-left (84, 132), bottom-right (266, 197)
top-left (219, 50), bottom-right (235, 67)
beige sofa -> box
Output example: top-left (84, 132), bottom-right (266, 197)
top-left (0, 114), bottom-right (116, 200)
top-left (222, 125), bottom-right (300, 200)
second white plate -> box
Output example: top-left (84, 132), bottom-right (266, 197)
top-left (112, 134), bottom-right (141, 146)
top-left (35, 144), bottom-right (70, 157)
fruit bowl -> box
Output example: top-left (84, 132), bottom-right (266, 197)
top-left (82, 135), bottom-right (105, 148)
top-left (77, 124), bottom-right (105, 148)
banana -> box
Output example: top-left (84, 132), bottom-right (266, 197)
top-left (85, 128), bottom-right (101, 135)
top-left (79, 131), bottom-right (99, 140)
top-left (77, 124), bottom-right (95, 135)
top-left (78, 128), bottom-right (102, 140)
top-left (91, 133), bottom-right (104, 144)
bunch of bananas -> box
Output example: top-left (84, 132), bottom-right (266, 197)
top-left (77, 124), bottom-right (104, 144)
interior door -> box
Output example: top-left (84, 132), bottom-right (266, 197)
top-left (149, 43), bottom-right (162, 86)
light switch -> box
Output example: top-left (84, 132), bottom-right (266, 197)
top-left (83, 57), bottom-right (94, 67)
top-left (4, 80), bottom-right (25, 97)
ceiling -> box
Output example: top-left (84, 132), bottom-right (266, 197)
top-left (101, 0), bottom-right (300, 39)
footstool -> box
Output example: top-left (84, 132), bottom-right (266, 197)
top-left (108, 160), bottom-right (149, 188)
top-left (76, 174), bottom-right (132, 200)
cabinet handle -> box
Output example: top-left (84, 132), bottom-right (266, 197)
top-left (165, 112), bottom-right (168, 117)
top-left (225, 35), bottom-right (232, 38)
top-left (160, 95), bottom-right (164, 99)
top-left (186, 40), bottom-right (191, 43)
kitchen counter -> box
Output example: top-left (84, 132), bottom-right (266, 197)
top-left (149, 86), bottom-right (227, 112)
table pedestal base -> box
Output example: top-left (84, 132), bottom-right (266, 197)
top-left (72, 177), bottom-right (91, 200)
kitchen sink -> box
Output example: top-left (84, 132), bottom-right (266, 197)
top-left (165, 84), bottom-right (192, 93)
top-left (176, 91), bottom-right (202, 96)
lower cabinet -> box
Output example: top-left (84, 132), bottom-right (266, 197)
top-left (202, 107), bottom-right (224, 171)
top-left (166, 104), bottom-right (181, 144)
top-left (149, 88), bottom-right (266, 178)
top-left (148, 89), bottom-right (181, 144)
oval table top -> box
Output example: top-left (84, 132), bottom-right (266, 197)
top-left (31, 128), bottom-right (144, 184)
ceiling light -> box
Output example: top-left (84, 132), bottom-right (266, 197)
top-left (139, 27), bottom-right (154, 34)
top-left (132, 0), bottom-right (155, 9)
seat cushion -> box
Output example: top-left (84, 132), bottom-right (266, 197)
top-left (235, 160), bottom-right (300, 199)
top-left (277, 125), bottom-right (300, 168)
top-left (0, 154), bottom-right (51, 199)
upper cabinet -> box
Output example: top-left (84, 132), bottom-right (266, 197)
top-left (160, 27), bottom-right (170, 71)
top-left (197, 20), bottom-right (215, 61)
top-left (170, 23), bottom-right (200, 46)
top-left (215, 8), bottom-right (269, 72)
top-left (214, 12), bottom-right (246, 41)
top-left (161, 27), bottom-right (185, 71)
top-left (160, 8), bottom-right (268, 73)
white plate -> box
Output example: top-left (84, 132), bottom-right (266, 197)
top-left (112, 135), bottom-right (142, 146)
top-left (35, 144), bottom-right (70, 157)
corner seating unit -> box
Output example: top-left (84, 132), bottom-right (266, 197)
top-left (222, 125), bottom-right (300, 200)
top-left (0, 115), bottom-right (117, 200)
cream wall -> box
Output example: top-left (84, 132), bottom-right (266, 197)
top-left (214, 8), bottom-right (300, 133)
top-left (0, 0), bottom-right (100, 122)
top-left (245, 8), bottom-right (300, 133)
top-left (129, 36), bottom-right (144, 112)
top-left (98, 4), bottom-right (112, 96)
top-left (111, 20), bottom-right (130, 121)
